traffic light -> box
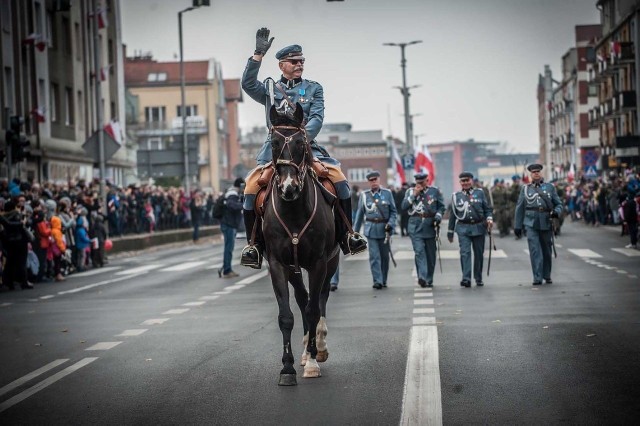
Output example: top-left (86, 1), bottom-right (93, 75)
top-left (6, 115), bottom-right (30, 163)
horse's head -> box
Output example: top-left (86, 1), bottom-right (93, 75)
top-left (269, 103), bottom-right (309, 201)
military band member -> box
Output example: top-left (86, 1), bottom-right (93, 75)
top-left (514, 164), bottom-right (563, 285)
top-left (402, 171), bottom-right (445, 288)
top-left (447, 172), bottom-right (494, 287)
top-left (240, 28), bottom-right (366, 269)
top-left (354, 171), bottom-right (398, 289)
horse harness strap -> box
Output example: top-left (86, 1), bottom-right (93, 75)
top-left (271, 179), bottom-right (319, 274)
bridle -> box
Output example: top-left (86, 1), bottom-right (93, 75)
top-left (270, 124), bottom-right (310, 193)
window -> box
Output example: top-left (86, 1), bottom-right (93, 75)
top-left (64, 87), bottom-right (73, 125)
top-left (77, 91), bottom-right (84, 128)
top-left (108, 39), bottom-right (114, 73)
top-left (348, 168), bottom-right (372, 182)
top-left (62, 16), bottom-right (71, 55)
top-left (35, 2), bottom-right (43, 34)
top-left (177, 105), bottom-right (198, 117)
top-left (3, 67), bottom-right (13, 113)
top-left (147, 73), bottom-right (158, 82)
top-left (50, 83), bottom-right (59, 122)
top-left (1, 1), bottom-right (10, 33)
top-left (75, 22), bottom-right (81, 60)
top-left (47, 11), bottom-right (56, 49)
top-left (111, 101), bottom-right (116, 120)
top-left (157, 72), bottom-right (167, 81)
top-left (145, 106), bottom-right (166, 122)
top-left (139, 138), bottom-right (163, 150)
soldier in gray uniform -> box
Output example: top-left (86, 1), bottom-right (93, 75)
top-left (354, 171), bottom-right (398, 289)
top-left (447, 172), bottom-right (494, 287)
top-left (240, 28), bottom-right (366, 268)
top-left (514, 164), bottom-right (563, 285)
top-left (402, 171), bottom-right (445, 288)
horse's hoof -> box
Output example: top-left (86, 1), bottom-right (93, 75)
top-left (316, 350), bottom-right (329, 363)
top-left (300, 351), bottom-right (309, 366)
top-left (278, 373), bottom-right (297, 386)
top-left (303, 366), bottom-right (321, 378)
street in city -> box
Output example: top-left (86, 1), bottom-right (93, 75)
top-left (1, 220), bottom-right (639, 424)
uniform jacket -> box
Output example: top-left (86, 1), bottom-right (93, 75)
top-left (447, 188), bottom-right (493, 237)
top-left (242, 58), bottom-right (325, 164)
top-left (514, 181), bottom-right (564, 231)
top-left (402, 186), bottom-right (445, 238)
top-left (354, 188), bottom-right (398, 239)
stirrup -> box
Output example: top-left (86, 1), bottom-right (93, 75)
top-left (241, 245), bottom-right (263, 269)
top-left (344, 232), bottom-right (367, 255)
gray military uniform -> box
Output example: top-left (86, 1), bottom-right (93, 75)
top-left (514, 180), bottom-right (563, 283)
top-left (447, 188), bottom-right (493, 284)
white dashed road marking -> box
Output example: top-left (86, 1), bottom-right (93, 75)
top-left (414, 293), bottom-right (433, 298)
top-left (567, 249), bottom-right (602, 258)
top-left (611, 248), bottom-right (640, 257)
top-left (236, 270), bottom-right (269, 285)
top-left (71, 266), bottom-right (121, 277)
top-left (163, 308), bottom-right (190, 315)
top-left (39, 295), bottom-right (55, 300)
top-left (115, 329), bottom-right (148, 337)
top-left (199, 295), bottom-right (220, 301)
top-left (413, 317), bottom-right (436, 325)
top-left (115, 265), bottom-right (162, 275)
top-left (413, 308), bottom-right (435, 314)
top-left (182, 301), bottom-right (206, 306)
top-left (414, 299), bottom-right (434, 305)
top-left (141, 318), bottom-right (170, 325)
top-left (85, 342), bottom-right (123, 351)
top-left (0, 359), bottom-right (69, 397)
top-left (160, 261), bottom-right (206, 272)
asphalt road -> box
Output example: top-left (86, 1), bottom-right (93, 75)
top-left (0, 220), bottom-right (639, 425)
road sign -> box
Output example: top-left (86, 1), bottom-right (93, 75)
top-left (584, 165), bottom-right (597, 178)
top-left (402, 153), bottom-right (414, 170)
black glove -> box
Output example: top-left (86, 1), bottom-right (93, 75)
top-left (514, 228), bottom-right (522, 238)
top-left (550, 211), bottom-right (558, 218)
top-left (384, 223), bottom-right (392, 232)
top-left (254, 27), bottom-right (274, 56)
top-left (433, 216), bottom-right (441, 226)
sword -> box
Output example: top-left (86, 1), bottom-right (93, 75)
top-left (550, 217), bottom-right (558, 258)
top-left (435, 223), bottom-right (443, 273)
top-left (487, 225), bottom-right (496, 276)
top-left (385, 230), bottom-right (397, 268)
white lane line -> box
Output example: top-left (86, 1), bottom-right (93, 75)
top-left (0, 359), bottom-right (69, 397)
top-left (0, 303), bottom-right (12, 307)
top-left (224, 284), bottom-right (246, 291)
top-left (182, 301), bottom-right (206, 307)
top-left (40, 295), bottom-right (55, 300)
top-left (85, 342), bottom-right (122, 351)
top-left (524, 249), bottom-right (530, 255)
top-left (141, 318), bottom-right (170, 325)
top-left (57, 272), bottom-right (146, 295)
top-left (414, 299), bottom-right (434, 305)
top-left (115, 265), bottom-right (162, 275)
top-left (163, 308), bottom-right (190, 315)
top-left (401, 326), bottom-right (443, 425)
top-left (160, 261), bottom-right (206, 272)
top-left (616, 270), bottom-right (627, 274)
top-left (70, 266), bottom-right (122, 277)
top-left (212, 291), bottom-right (232, 295)
top-left (630, 275), bottom-right (638, 279)
top-left (0, 358), bottom-right (98, 413)
top-left (115, 329), bottom-right (148, 337)
top-left (414, 288), bottom-right (433, 292)
top-left (414, 293), bottom-right (433, 298)
top-left (236, 270), bottom-right (269, 285)
top-left (413, 317), bottom-right (436, 325)
top-left (567, 249), bottom-right (602, 258)
top-left (199, 295), bottom-right (220, 301)
top-left (555, 243), bottom-right (563, 248)
top-left (611, 247), bottom-right (640, 257)
top-left (413, 308), bottom-right (435, 314)
top-left (205, 259), bottom-right (240, 270)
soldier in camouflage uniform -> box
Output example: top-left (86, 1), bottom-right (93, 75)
top-left (509, 175), bottom-right (522, 239)
top-left (491, 179), bottom-right (511, 237)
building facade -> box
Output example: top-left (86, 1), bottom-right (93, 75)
top-left (125, 53), bottom-right (231, 191)
top-left (0, 0), bottom-right (133, 184)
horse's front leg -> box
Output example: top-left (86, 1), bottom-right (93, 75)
top-left (316, 253), bottom-right (338, 363)
top-left (303, 262), bottom-right (327, 378)
top-left (289, 273), bottom-right (310, 366)
top-left (270, 263), bottom-right (297, 386)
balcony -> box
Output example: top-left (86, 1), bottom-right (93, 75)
top-left (618, 90), bottom-right (637, 110)
top-left (129, 116), bottom-right (209, 137)
top-left (614, 135), bottom-right (640, 160)
top-left (611, 42), bottom-right (635, 68)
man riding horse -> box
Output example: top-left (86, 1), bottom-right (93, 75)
top-left (240, 27), bottom-right (367, 268)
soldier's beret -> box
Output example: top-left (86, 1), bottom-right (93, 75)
top-left (414, 172), bottom-right (428, 181)
top-left (512, 174), bottom-right (520, 180)
top-left (276, 45), bottom-right (304, 61)
top-left (459, 171), bottom-right (474, 179)
top-left (527, 163), bottom-right (543, 172)
top-left (366, 170), bottom-right (381, 180)
top-left (494, 178), bottom-right (500, 185)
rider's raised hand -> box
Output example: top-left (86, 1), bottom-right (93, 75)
top-left (255, 27), bottom-right (274, 56)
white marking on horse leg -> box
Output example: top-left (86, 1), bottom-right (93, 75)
top-left (282, 172), bottom-right (294, 193)
top-left (300, 332), bottom-right (309, 366)
top-left (303, 357), bottom-right (321, 378)
top-left (316, 317), bottom-right (328, 352)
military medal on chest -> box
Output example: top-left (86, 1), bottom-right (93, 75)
top-left (298, 88), bottom-right (306, 103)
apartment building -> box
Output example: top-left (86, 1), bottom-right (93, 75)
top-left (0, 0), bottom-right (132, 183)
top-left (125, 53), bottom-right (232, 191)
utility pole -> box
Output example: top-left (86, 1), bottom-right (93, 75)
top-left (92, 0), bottom-right (106, 213)
top-left (383, 40), bottom-right (422, 155)
top-left (178, 1), bottom-right (209, 193)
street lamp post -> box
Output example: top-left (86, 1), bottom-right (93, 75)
top-left (384, 40), bottom-right (422, 155)
top-left (178, 2), bottom-right (209, 192)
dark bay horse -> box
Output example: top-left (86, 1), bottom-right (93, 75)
top-left (262, 104), bottom-right (339, 386)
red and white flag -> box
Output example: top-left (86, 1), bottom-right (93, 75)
top-left (23, 33), bottom-right (47, 52)
top-left (89, 6), bottom-right (108, 29)
top-left (414, 144), bottom-right (435, 185)
top-left (31, 106), bottom-right (46, 123)
top-left (567, 163), bottom-right (575, 182)
top-left (100, 64), bottom-right (112, 81)
top-left (390, 143), bottom-right (406, 186)
top-left (104, 120), bottom-right (122, 144)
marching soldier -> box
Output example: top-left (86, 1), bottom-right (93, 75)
top-left (514, 164), bottom-right (563, 285)
top-left (354, 171), bottom-right (398, 290)
top-left (509, 174), bottom-right (522, 238)
top-left (447, 172), bottom-right (494, 287)
top-left (402, 171), bottom-right (445, 288)
top-left (491, 179), bottom-right (511, 237)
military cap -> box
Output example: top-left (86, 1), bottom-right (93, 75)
top-left (494, 178), bottom-right (500, 185)
top-left (276, 44), bottom-right (304, 61)
top-left (366, 170), bottom-right (381, 180)
top-left (527, 163), bottom-right (543, 172)
top-left (414, 172), bottom-right (428, 181)
top-left (459, 171), bottom-right (474, 179)
top-left (512, 174), bottom-right (520, 180)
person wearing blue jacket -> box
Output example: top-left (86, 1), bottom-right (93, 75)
top-left (75, 209), bottom-right (92, 272)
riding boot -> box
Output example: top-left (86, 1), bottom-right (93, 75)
top-left (336, 198), bottom-right (367, 255)
top-left (241, 209), bottom-right (264, 269)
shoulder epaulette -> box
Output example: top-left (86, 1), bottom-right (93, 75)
top-left (305, 79), bottom-right (320, 85)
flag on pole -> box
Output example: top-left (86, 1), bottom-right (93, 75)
top-left (104, 120), bottom-right (122, 144)
top-left (31, 106), bottom-right (46, 123)
top-left (23, 33), bottom-right (47, 52)
top-left (100, 64), bottom-right (112, 81)
top-left (414, 144), bottom-right (435, 185)
top-left (97, 7), bottom-right (108, 29)
top-left (390, 143), bottom-right (406, 186)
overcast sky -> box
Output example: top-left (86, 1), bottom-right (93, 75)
top-left (121, 0), bottom-right (600, 153)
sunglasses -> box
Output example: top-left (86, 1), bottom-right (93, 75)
top-left (460, 178), bottom-right (471, 182)
top-left (283, 59), bottom-right (305, 65)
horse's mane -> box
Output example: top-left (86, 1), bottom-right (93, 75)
top-left (270, 103), bottom-right (304, 128)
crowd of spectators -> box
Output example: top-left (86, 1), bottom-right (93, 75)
top-left (0, 177), bottom-right (221, 290)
